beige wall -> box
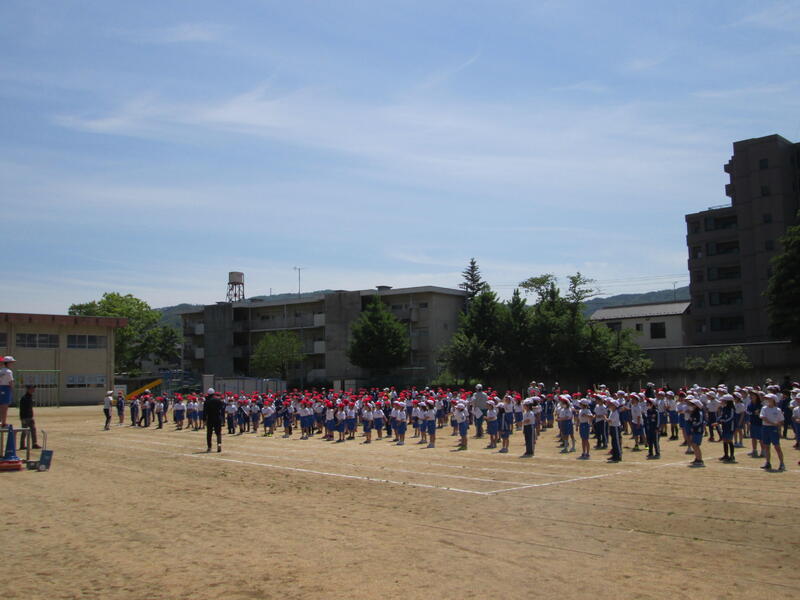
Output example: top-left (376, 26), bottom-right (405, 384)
top-left (599, 314), bottom-right (687, 349)
top-left (1, 321), bottom-right (116, 405)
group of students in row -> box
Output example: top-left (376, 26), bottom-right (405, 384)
top-left (107, 380), bottom-right (800, 470)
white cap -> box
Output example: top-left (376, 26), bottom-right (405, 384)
top-left (106, 390), bottom-right (114, 395)
top-left (207, 388), bottom-right (215, 394)
top-left (475, 384), bottom-right (483, 390)
top-left (2, 355), bottom-right (15, 363)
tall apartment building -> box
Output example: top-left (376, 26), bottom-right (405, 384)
top-left (180, 286), bottom-right (466, 386)
top-left (685, 134), bottom-right (800, 344)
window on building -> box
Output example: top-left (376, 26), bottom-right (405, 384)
top-left (66, 374), bottom-right (107, 389)
top-left (690, 246), bottom-right (703, 259)
top-left (67, 334), bottom-right (108, 349)
top-left (704, 215), bottom-right (737, 231)
top-left (0, 332), bottom-right (6, 347)
top-left (759, 158), bottom-right (769, 170)
top-left (635, 324), bottom-right (643, 332)
top-left (21, 372), bottom-right (57, 388)
top-left (763, 213), bottom-right (773, 224)
top-left (650, 322), bottom-right (666, 339)
top-left (418, 302), bottom-right (429, 309)
top-left (761, 185), bottom-right (771, 197)
top-left (709, 290), bottom-right (743, 306)
top-left (16, 333), bottom-right (59, 348)
top-left (765, 239), bottom-right (775, 251)
top-left (708, 265), bottom-right (740, 281)
top-left (692, 295), bottom-right (705, 309)
top-left (710, 316), bottom-right (745, 332)
top-left (688, 221), bottom-right (700, 234)
top-left (692, 270), bottom-right (705, 283)
top-left (706, 240), bottom-right (739, 256)
top-left (606, 322), bottom-right (622, 332)
top-left (694, 319), bottom-right (707, 334)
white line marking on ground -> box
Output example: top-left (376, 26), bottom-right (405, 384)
top-left (108, 435), bottom-right (545, 487)
top-left (484, 462), bottom-right (687, 494)
top-left (79, 438), bottom-right (493, 495)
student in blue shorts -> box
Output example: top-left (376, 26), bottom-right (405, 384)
top-left (577, 399), bottom-right (593, 459)
top-left (453, 402), bottom-right (468, 450)
top-left (717, 394), bottom-right (736, 463)
top-left (116, 391), bottom-right (125, 425)
top-left (760, 394), bottom-right (786, 472)
top-left (372, 401), bottom-right (384, 440)
top-left (688, 399), bottom-right (705, 467)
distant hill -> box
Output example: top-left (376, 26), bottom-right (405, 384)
top-left (156, 290), bottom-right (335, 330)
top-left (583, 286), bottom-right (690, 316)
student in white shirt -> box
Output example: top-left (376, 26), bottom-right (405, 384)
top-left (394, 401), bottom-right (408, 446)
top-left (0, 356), bottom-right (16, 428)
top-left (454, 402), bottom-right (469, 450)
top-left (521, 399), bottom-right (536, 457)
top-left (577, 399), bottom-right (594, 459)
top-left (423, 401), bottom-right (437, 449)
top-left (102, 390), bottom-right (113, 430)
top-left (485, 401), bottom-right (499, 449)
top-left (760, 394), bottom-right (785, 471)
top-left (362, 402), bottom-right (374, 444)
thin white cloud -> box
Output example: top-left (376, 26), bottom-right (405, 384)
top-left (118, 22), bottom-right (228, 44)
top-left (623, 57), bottom-right (665, 72)
top-left (734, 2), bottom-right (800, 32)
top-left (692, 83), bottom-right (795, 99)
top-left (550, 81), bottom-right (609, 94)
top-left (52, 84), bottom-right (721, 213)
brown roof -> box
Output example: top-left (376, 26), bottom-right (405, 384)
top-left (0, 312), bottom-right (128, 328)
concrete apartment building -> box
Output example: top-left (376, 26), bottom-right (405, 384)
top-left (181, 286), bottom-right (466, 387)
top-left (685, 134), bottom-right (800, 345)
top-left (0, 312), bottom-right (127, 405)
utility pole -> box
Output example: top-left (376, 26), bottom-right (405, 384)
top-left (673, 281), bottom-right (677, 301)
top-left (293, 267), bottom-right (304, 299)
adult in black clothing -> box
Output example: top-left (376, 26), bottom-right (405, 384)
top-left (780, 375), bottom-right (793, 438)
top-left (18, 384), bottom-right (41, 449)
top-left (204, 388), bottom-right (224, 453)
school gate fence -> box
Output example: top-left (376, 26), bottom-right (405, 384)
top-left (202, 375), bottom-right (287, 396)
top-left (14, 370), bottom-right (61, 408)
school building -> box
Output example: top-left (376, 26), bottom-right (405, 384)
top-left (589, 301), bottom-right (691, 348)
top-left (0, 312), bottom-right (127, 405)
top-left (180, 285), bottom-right (467, 388)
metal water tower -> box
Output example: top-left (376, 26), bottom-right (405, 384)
top-left (226, 271), bottom-right (245, 302)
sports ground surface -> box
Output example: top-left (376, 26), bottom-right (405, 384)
top-left (2, 406), bottom-right (799, 599)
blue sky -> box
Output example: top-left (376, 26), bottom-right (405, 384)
top-left (2, 1), bottom-right (799, 312)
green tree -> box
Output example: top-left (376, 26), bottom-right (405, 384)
top-left (705, 346), bottom-right (751, 381)
top-left (519, 273), bottom-right (557, 302)
top-left (766, 220), bottom-right (800, 343)
top-left (499, 289), bottom-right (535, 387)
top-left (521, 272), bottom-right (652, 386)
top-left (459, 258), bottom-right (487, 304)
top-left (68, 292), bottom-right (178, 373)
top-left (347, 296), bottom-right (410, 372)
top-left (250, 331), bottom-right (304, 380)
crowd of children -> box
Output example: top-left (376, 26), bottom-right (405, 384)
top-left (111, 379), bottom-right (800, 472)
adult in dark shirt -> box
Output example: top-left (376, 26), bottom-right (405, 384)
top-left (204, 388), bottom-right (224, 453)
top-left (780, 376), bottom-right (793, 438)
top-left (18, 384), bottom-right (41, 449)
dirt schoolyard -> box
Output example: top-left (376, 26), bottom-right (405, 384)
top-left (2, 406), bottom-right (799, 600)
